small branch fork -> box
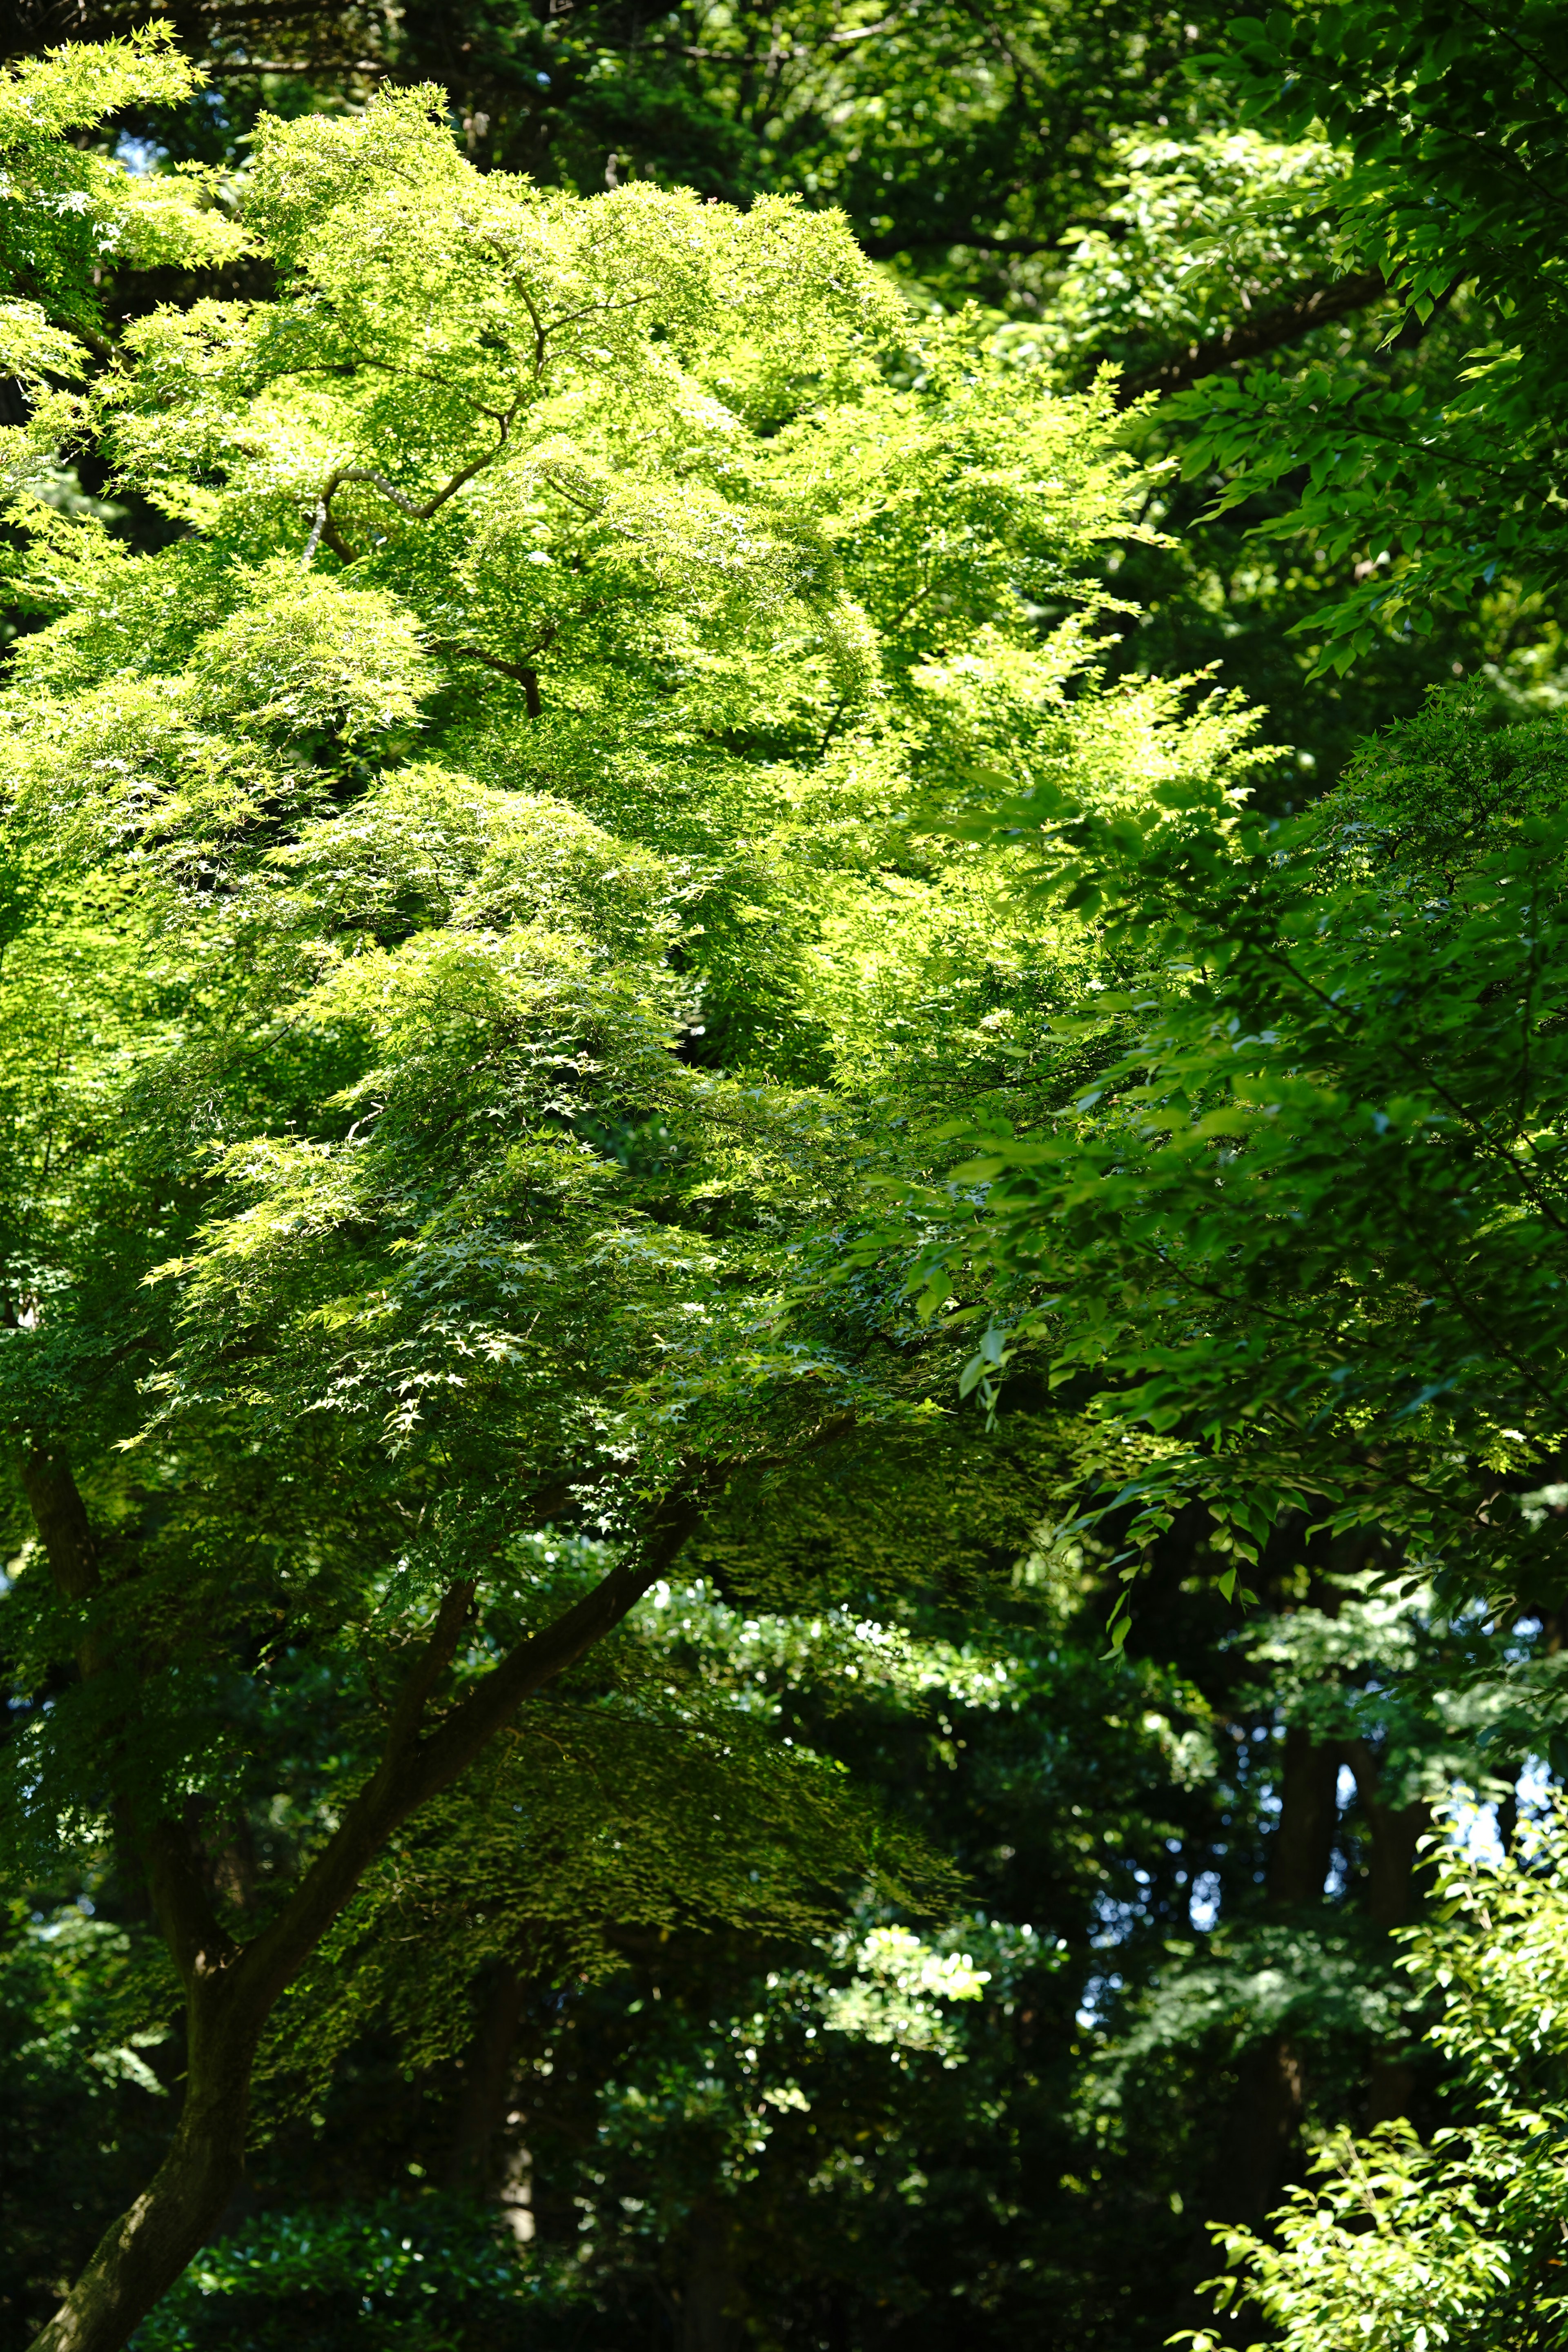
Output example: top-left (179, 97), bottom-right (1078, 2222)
top-left (430, 598), bottom-right (605, 719)
top-left (299, 256), bottom-right (656, 569)
top-left (302, 398), bottom-right (521, 566)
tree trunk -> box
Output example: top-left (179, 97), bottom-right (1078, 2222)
top-left (679, 2204), bottom-right (743, 2352)
top-left (1267, 1726), bottom-right (1342, 1909)
top-left (1346, 1738), bottom-right (1431, 2127)
top-left (1362, 1792), bottom-right (1430, 1936)
top-left (1217, 2036), bottom-right (1309, 2230)
top-left (1498, 1778), bottom-right (1519, 1859)
top-left (1209, 1726), bottom-right (1340, 2230)
top-left (21, 1444), bottom-right (712, 2352)
top-left (29, 1978), bottom-right (262, 2352)
top-left (443, 1960), bottom-right (526, 2198)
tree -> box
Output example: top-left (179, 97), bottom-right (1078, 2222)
top-left (2, 0), bottom-right (1236, 311)
top-left (13, 23), bottom-right (1563, 2352)
top-left (0, 40), bottom-right (1246, 2351)
top-left (1171, 0), bottom-right (1568, 671)
top-left (11, 4), bottom-right (1541, 790)
top-left (907, 684), bottom-right (1568, 1625)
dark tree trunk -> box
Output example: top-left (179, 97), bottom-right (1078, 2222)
top-left (1209, 1726), bottom-right (1341, 2231)
top-left (679, 2205), bottom-right (744, 2352)
top-left (442, 1960), bottom-right (526, 2198)
top-left (1218, 2037), bottom-right (1309, 2225)
top-left (29, 1984), bottom-right (264, 2352)
top-left (1267, 1726), bottom-right (1342, 1908)
top-left (1346, 1738), bottom-right (1432, 2127)
top-left (1499, 1780), bottom-right (1519, 1859)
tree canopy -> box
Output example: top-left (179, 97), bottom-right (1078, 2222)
top-left (7, 11), bottom-right (1568, 2352)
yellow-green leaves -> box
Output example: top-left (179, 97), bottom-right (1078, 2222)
top-left (189, 566), bottom-right (436, 746)
top-left (0, 565), bottom-right (438, 862)
top-left (0, 32), bottom-right (1205, 1827)
top-left (0, 29), bottom-right (243, 335)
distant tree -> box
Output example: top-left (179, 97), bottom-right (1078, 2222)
top-left (1172, 0), bottom-right (1568, 672)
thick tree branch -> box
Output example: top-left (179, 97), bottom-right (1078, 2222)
top-left (142, 1822), bottom-right (238, 1990)
top-left (431, 640), bottom-right (550, 716)
top-left (27, 1490), bottom-right (705, 2352)
top-left (231, 1493), bottom-right (705, 2022)
top-left (1116, 270), bottom-right (1390, 405)
top-left (302, 401), bottom-right (521, 567)
top-left (20, 1445), bottom-right (99, 1603)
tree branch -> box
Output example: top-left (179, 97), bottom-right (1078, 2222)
top-left (301, 403), bottom-right (521, 568)
top-left (28, 1411), bottom-right (858, 2351)
top-left (1116, 271), bottom-right (1390, 406)
top-left (232, 1493), bottom-right (705, 2021)
top-left (20, 1445), bottom-right (99, 1604)
top-left (431, 640), bottom-right (550, 716)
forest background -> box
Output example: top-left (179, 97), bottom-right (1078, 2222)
top-left (3, 4), bottom-right (1568, 2352)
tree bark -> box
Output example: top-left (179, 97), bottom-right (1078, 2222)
top-left (1267, 1725), bottom-right (1342, 1908)
top-left (1344, 1737), bottom-right (1431, 2127)
top-left (1217, 2036), bottom-right (1309, 2230)
top-left (22, 1450), bottom-right (708, 2352)
top-left (27, 1974), bottom-right (267, 2352)
top-left (1209, 1726), bottom-right (1341, 2231)
top-left (442, 1959), bottom-right (527, 2198)
top-left (679, 2203), bottom-right (744, 2352)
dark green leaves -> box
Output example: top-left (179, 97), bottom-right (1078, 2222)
top-left (909, 688), bottom-right (1568, 1598)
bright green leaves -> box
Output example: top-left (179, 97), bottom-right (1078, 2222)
top-left (1196, 1801), bottom-right (1568, 2352)
top-left (154, 811), bottom-right (700, 1465)
top-left (0, 30), bottom-right (245, 511)
top-left (0, 564), bottom-right (435, 869)
top-left (0, 45), bottom-right (1218, 2111)
top-left (0, 29), bottom-right (243, 342)
top-left (189, 566), bottom-right (436, 746)
top-left (244, 90), bottom-right (897, 385)
top-left (241, 83), bottom-right (473, 267)
top-left (105, 91), bottom-right (900, 575)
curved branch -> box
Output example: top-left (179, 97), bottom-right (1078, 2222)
top-left (301, 401), bottom-right (522, 568)
top-left (432, 601), bottom-right (607, 719)
top-left (232, 1492), bottom-right (706, 2022)
top-left (512, 278), bottom-right (549, 380)
top-left (437, 646), bottom-right (543, 716)
top-left (1116, 271), bottom-right (1390, 406)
